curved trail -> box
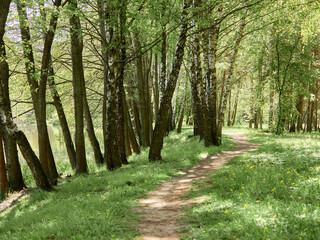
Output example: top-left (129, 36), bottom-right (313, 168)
top-left (135, 133), bottom-right (259, 240)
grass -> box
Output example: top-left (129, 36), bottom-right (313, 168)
top-left (181, 128), bottom-right (320, 240)
top-left (0, 127), bottom-right (234, 240)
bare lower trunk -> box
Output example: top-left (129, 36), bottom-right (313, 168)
top-left (48, 67), bottom-right (76, 169)
top-left (70, 0), bottom-right (87, 174)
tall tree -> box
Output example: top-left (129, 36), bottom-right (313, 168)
top-left (0, 0), bottom-right (25, 192)
top-left (149, 0), bottom-right (191, 161)
top-left (69, 0), bottom-right (88, 174)
top-left (217, 3), bottom-right (247, 144)
top-left (16, 0), bottom-right (60, 183)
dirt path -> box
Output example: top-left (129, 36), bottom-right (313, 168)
top-left (135, 133), bottom-right (258, 240)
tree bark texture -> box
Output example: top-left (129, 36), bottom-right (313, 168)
top-left (1, 0), bottom-right (25, 192)
top-left (117, 0), bottom-right (128, 164)
top-left (149, 0), bottom-right (191, 161)
top-left (48, 65), bottom-right (77, 170)
top-left (69, 0), bottom-right (87, 174)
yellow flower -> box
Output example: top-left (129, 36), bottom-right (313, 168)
top-left (256, 200), bottom-right (260, 203)
top-left (18, 228), bottom-right (22, 231)
top-left (203, 230), bottom-right (206, 233)
top-left (225, 210), bottom-right (229, 214)
top-left (244, 205), bottom-right (247, 209)
top-left (232, 212), bottom-right (235, 215)
top-left (112, 235), bottom-right (115, 237)
top-left (265, 227), bottom-right (267, 230)
top-left (87, 194), bottom-right (90, 196)
top-left (208, 210), bottom-right (212, 213)
top-left (273, 215), bottom-right (277, 218)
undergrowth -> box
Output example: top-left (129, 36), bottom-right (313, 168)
top-left (0, 127), bottom-right (234, 240)
top-left (181, 129), bottom-right (320, 240)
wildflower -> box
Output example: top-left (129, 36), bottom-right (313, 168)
top-left (244, 205), bottom-right (247, 209)
top-left (18, 228), bottom-right (22, 231)
top-left (265, 227), bottom-right (267, 230)
top-left (112, 235), bottom-right (115, 237)
top-left (225, 210), bottom-right (229, 214)
top-left (273, 215), bottom-right (277, 218)
top-left (208, 210), bottom-right (212, 213)
top-left (256, 200), bottom-right (260, 203)
top-left (232, 212), bottom-right (235, 215)
top-left (203, 230), bottom-right (206, 233)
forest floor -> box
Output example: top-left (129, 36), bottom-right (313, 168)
top-left (135, 133), bottom-right (258, 240)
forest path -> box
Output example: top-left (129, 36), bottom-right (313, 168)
top-left (135, 133), bottom-right (259, 240)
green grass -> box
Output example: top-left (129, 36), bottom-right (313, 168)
top-left (181, 129), bottom-right (320, 240)
top-left (0, 127), bottom-right (235, 240)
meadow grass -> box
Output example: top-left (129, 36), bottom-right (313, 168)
top-left (181, 128), bottom-right (320, 240)
top-left (0, 127), bottom-right (234, 240)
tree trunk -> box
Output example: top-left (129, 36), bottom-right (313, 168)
top-left (218, 5), bottom-right (247, 144)
top-left (231, 85), bottom-right (240, 126)
top-left (124, 98), bottom-right (140, 155)
top-left (171, 81), bottom-right (180, 130)
top-left (177, 79), bottom-right (188, 134)
top-left (0, 0), bottom-right (25, 192)
top-left (227, 89), bottom-right (232, 126)
top-left (208, 14), bottom-right (221, 146)
top-left (296, 94), bottom-right (304, 132)
top-left (153, 54), bottom-right (160, 117)
top-left (16, 0), bottom-right (59, 183)
top-left (83, 85), bottom-right (104, 165)
top-left (0, 114), bottom-right (51, 191)
top-left (97, 0), bottom-right (109, 162)
top-left (0, 38), bottom-right (25, 191)
top-left (69, 0), bottom-right (87, 174)
top-left (0, 123), bottom-right (8, 199)
top-left (116, 0), bottom-right (128, 165)
top-left (149, 0), bottom-right (191, 161)
top-left (38, 0), bottom-right (61, 183)
top-left (269, 89), bottom-right (274, 130)
top-left (189, 44), bottom-right (204, 138)
top-left (13, 130), bottom-right (52, 191)
top-left (259, 110), bottom-right (263, 129)
top-left (48, 64), bottom-right (76, 170)
top-left (135, 36), bottom-right (150, 147)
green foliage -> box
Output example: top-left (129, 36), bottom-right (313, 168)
top-left (181, 129), bottom-right (320, 240)
top-left (0, 127), bottom-right (234, 239)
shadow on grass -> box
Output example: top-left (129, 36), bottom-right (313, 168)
top-left (0, 127), bottom-right (235, 240)
top-left (181, 131), bottom-right (320, 240)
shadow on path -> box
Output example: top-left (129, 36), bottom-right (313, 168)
top-left (134, 133), bottom-right (259, 240)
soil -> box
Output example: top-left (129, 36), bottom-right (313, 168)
top-left (0, 189), bottom-right (26, 212)
top-left (135, 133), bottom-right (258, 240)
